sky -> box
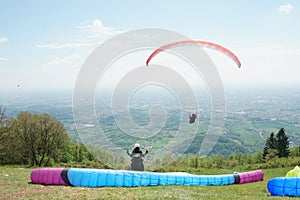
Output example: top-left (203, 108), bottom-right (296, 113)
top-left (0, 0), bottom-right (300, 92)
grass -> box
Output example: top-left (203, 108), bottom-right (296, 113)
top-left (0, 166), bottom-right (295, 200)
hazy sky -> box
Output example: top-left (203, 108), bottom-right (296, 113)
top-left (0, 0), bottom-right (299, 91)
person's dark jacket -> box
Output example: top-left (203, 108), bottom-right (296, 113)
top-left (127, 147), bottom-right (148, 171)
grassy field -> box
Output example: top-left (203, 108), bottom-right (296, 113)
top-left (0, 166), bottom-right (295, 200)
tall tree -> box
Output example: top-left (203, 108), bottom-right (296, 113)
top-left (13, 112), bottom-right (69, 166)
top-left (275, 128), bottom-right (290, 158)
top-left (36, 113), bottom-right (69, 166)
top-left (263, 132), bottom-right (276, 160)
top-left (263, 128), bottom-right (290, 160)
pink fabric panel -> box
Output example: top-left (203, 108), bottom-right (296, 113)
top-left (239, 170), bottom-right (264, 184)
top-left (30, 168), bottom-right (67, 185)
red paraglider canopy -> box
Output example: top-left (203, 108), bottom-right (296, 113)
top-left (146, 40), bottom-right (241, 68)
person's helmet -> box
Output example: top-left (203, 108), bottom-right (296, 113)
top-left (134, 143), bottom-right (140, 148)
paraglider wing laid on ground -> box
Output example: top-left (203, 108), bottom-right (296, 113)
top-left (233, 170), bottom-right (264, 184)
top-left (286, 165), bottom-right (300, 177)
top-left (267, 166), bottom-right (300, 197)
top-left (267, 177), bottom-right (300, 197)
top-left (30, 168), bottom-right (263, 188)
top-left (146, 40), bottom-right (241, 68)
top-left (30, 168), bottom-right (68, 186)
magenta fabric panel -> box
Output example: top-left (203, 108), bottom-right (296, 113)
top-left (30, 168), bottom-right (67, 185)
top-left (238, 170), bottom-right (264, 184)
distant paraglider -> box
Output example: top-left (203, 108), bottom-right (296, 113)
top-left (145, 40), bottom-right (241, 125)
top-left (189, 113), bottom-right (197, 124)
top-left (146, 40), bottom-right (241, 68)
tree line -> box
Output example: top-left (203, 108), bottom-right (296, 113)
top-left (153, 128), bottom-right (299, 171)
top-left (0, 107), bottom-right (299, 170)
top-left (154, 146), bottom-right (299, 173)
top-left (0, 107), bottom-right (102, 167)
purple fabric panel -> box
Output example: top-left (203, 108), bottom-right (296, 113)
top-left (238, 170), bottom-right (264, 184)
top-left (30, 168), bottom-right (67, 185)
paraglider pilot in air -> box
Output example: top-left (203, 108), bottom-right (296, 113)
top-left (189, 113), bottom-right (197, 124)
top-left (127, 143), bottom-right (148, 171)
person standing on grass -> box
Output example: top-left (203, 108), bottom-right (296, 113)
top-left (127, 143), bottom-right (148, 171)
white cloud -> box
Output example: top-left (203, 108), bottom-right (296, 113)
top-left (43, 54), bottom-right (80, 66)
top-left (0, 57), bottom-right (8, 62)
top-left (36, 19), bottom-right (121, 50)
top-left (76, 18), bottom-right (122, 37)
top-left (0, 37), bottom-right (8, 43)
top-left (36, 42), bottom-right (94, 49)
top-left (278, 4), bottom-right (293, 14)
